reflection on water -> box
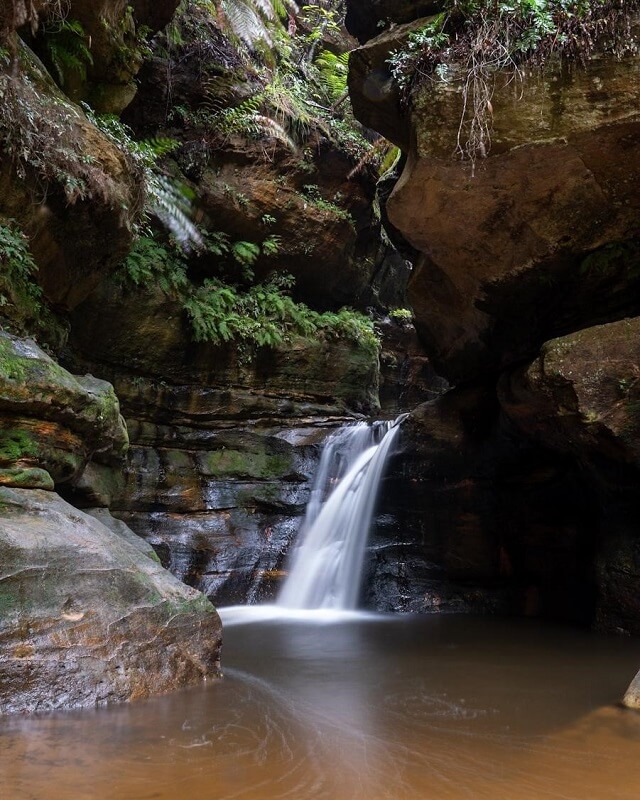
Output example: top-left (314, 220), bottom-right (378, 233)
top-left (3, 613), bottom-right (640, 800)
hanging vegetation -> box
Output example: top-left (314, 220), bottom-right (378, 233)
top-left (388, 0), bottom-right (640, 162)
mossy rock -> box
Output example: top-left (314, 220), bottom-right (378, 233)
top-left (0, 466), bottom-right (54, 490)
top-left (0, 330), bottom-right (128, 484)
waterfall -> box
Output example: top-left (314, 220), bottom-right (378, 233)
top-left (277, 416), bottom-right (405, 611)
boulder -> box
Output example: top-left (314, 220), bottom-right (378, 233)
top-left (0, 330), bottom-right (127, 488)
top-left (0, 487), bottom-right (221, 714)
top-left (499, 317), bottom-right (640, 467)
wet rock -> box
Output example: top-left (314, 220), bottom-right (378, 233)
top-left (109, 423), bottom-right (332, 605)
top-left (119, 508), bottom-right (301, 606)
top-left (365, 384), bottom-right (599, 622)
top-left (0, 487), bottom-right (221, 714)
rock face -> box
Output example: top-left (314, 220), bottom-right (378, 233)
top-left (346, 0), bottom-right (443, 44)
top-left (0, 43), bottom-right (141, 323)
top-left (499, 318), bottom-right (640, 467)
top-left (365, 384), bottom-right (598, 621)
top-left (65, 278), bottom-right (382, 604)
top-left (0, 487), bottom-right (221, 714)
top-left (349, 6), bottom-right (640, 382)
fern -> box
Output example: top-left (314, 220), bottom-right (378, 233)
top-left (221, 0), bottom-right (299, 47)
top-left (120, 237), bottom-right (189, 293)
top-left (85, 109), bottom-right (202, 249)
top-left (184, 272), bottom-right (379, 354)
top-left (232, 240), bottom-right (261, 267)
top-left (314, 50), bottom-right (349, 103)
top-left (41, 19), bottom-right (94, 87)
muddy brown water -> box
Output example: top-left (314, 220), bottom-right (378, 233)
top-left (3, 611), bottom-right (640, 800)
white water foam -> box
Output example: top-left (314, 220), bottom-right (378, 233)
top-left (277, 415), bottom-right (406, 611)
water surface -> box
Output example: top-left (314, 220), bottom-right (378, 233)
top-left (3, 612), bottom-right (640, 800)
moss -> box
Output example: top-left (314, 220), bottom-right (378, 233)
top-left (199, 448), bottom-right (292, 480)
top-left (0, 467), bottom-right (54, 489)
top-left (0, 429), bottom-right (38, 464)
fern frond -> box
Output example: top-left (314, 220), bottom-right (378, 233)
top-left (221, 0), bottom-right (273, 46)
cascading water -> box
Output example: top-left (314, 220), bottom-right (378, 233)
top-left (277, 416), bottom-right (406, 610)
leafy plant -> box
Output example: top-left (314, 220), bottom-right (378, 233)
top-left (117, 228), bottom-right (378, 358)
top-left (184, 272), bottom-right (379, 353)
top-left (300, 184), bottom-right (354, 223)
top-left (0, 219), bottom-right (42, 319)
top-left (314, 49), bottom-right (349, 103)
top-left (85, 109), bottom-right (202, 248)
top-left (40, 18), bottom-right (94, 87)
top-left (120, 237), bottom-right (189, 292)
top-left (220, 0), bottom-right (296, 48)
top-left (0, 221), bottom-right (39, 287)
top-left (389, 307), bottom-right (413, 322)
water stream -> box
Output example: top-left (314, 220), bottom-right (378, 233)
top-left (278, 417), bottom-right (404, 610)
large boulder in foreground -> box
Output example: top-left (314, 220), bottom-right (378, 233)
top-left (0, 487), bottom-right (221, 714)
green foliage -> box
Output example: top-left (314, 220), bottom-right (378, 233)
top-left (118, 228), bottom-right (378, 358)
top-left (388, 0), bottom-right (640, 162)
top-left (300, 184), bottom-right (354, 223)
top-left (221, 0), bottom-right (294, 47)
top-left (40, 18), bottom-right (94, 87)
top-left (0, 430), bottom-right (38, 464)
top-left (121, 237), bottom-right (189, 292)
top-left (85, 109), bottom-right (201, 248)
top-left (184, 273), bottom-right (379, 353)
top-left (0, 221), bottom-right (39, 288)
top-left (205, 92), bottom-right (299, 154)
top-left (389, 308), bottom-right (413, 322)
top-left (314, 49), bottom-right (349, 103)
top-left (0, 220), bottom-right (42, 312)
top-left (193, 1), bottom-right (376, 168)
